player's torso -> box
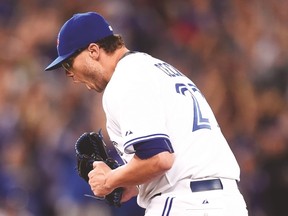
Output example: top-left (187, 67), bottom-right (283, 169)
top-left (102, 52), bottom-right (240, 204)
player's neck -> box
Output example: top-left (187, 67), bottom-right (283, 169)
top-left (105, 46), bottom-right (130, 80)
top-left (115, 46), bottom-right (130, 65)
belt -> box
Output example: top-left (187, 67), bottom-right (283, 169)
top-left (152, 178), bottom-right (238, 199)
top-left (190, 179), bottom-right (223, 192)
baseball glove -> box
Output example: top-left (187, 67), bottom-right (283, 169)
top-left (75, 130), bottom-right (123, 207)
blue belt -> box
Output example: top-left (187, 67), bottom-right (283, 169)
top-left (190, 179), bottom-right (223, 192)
top-left (152, 179), bottom-right (236, 199)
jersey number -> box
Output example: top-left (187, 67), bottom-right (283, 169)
top-left (175, 83), bottom-right (211, 132)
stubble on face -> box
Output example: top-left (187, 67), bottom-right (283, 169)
top-left (82, 62), bottom-right (108, 92)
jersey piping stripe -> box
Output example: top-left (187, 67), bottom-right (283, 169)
top-left (161, 197), bottom-right (170, 216)
top-left (124, 133), bottom-right (169, 149)
top-left (161, 197), bottom-right (175, 216)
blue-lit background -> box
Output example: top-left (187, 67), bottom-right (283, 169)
top-left (0, 0), bottom-right (287, 215)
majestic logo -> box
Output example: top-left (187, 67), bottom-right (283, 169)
top-left (202, 199), bottom-right (209, 204)
top-left (125, 130), bottom-right (133, 136)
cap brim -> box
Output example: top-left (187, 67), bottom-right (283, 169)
top-left (45, 52), bottom-right (74, 71)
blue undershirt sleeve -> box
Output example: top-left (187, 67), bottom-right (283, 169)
top-left (133, 138), bottom-right (174, 159)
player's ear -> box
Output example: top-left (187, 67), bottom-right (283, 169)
top-left (87, 43), bottom-right (100, 60)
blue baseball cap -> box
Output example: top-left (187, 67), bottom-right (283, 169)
top-left (45, 12), bottom-right (114, 71)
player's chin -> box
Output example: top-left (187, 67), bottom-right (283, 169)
top-left (94, 86), bottom-right (106, 93)
top-left (85, 83), bottom-right (105, 93)
top-left (85, 83), bottom-right (93, 90)
top-left (94, 87), bottom-right (104, 93)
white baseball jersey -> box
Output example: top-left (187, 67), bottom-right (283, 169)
top-left (102, 52), bottom-right (240, 208)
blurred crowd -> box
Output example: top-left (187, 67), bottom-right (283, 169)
top-left (0, 0), bottom-right (287, 216)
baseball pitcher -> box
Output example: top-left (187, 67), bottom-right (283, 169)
top-left (45, 12), bottom-right (248, 216)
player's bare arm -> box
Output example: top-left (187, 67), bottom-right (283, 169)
top-left (88, 151), bottom-right (174, 199)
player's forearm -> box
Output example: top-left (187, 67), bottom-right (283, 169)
top-left (106, 151), bottom-right (174, 189)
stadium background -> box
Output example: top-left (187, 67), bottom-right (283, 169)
top-left (0, 0), bottom-right (287, 215)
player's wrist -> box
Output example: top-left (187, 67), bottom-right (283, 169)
top-left (104, 169), bottom-right (118, 192)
